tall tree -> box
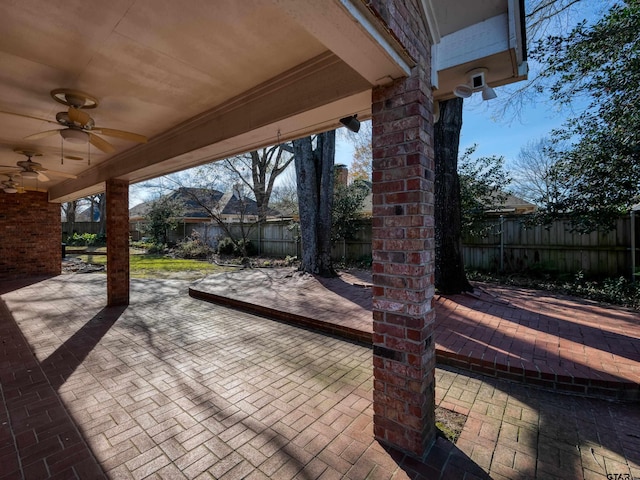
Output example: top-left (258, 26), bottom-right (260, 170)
top-left (222, 146), bottom-right (294, 222)
top-left (341, 120), bottom-right (373, 181)
top-left (433, 0), bottom-right (592, 292)
top-left (293, 131), bottom-right (336, 276)
top-left (332, 179), bottom-right (369, 244)
top-left (142, 195), bottom-right (184, 246)
top-left (269, 164), bottom-right (298, 217)
top-left (459, 147), bottom-right (511, 237)
top-left (61, 200), bottom-right (78, 231)
top-left (434, 98), bottom-right (472, 293)
top-left (509, 138), bottom-right (565, 206)
top-left (531, 0), bottom-right (640, 232)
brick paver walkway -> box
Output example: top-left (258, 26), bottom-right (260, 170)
top-left (1, 273), bottom-right (639, 479)
top-left (191, 268), bottom-right (640, 399)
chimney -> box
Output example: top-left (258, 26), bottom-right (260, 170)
top-left (335, 164), bottom-right (348, 187)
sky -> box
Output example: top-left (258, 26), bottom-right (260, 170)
top-left (334, 95), bottom-right (570, 171)
top-left (458, 89), bottom-right (568, 166)
top-left (333, 93), bottom-right (570, 174)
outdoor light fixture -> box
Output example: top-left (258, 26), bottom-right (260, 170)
top-left (452, 84), bottom-right (473, 99)
top-left (481, 85), bottom-right (497, 100)
top-left (339, 114), bottom-right (360, 133)
top-left (453, 68), bottom-right (497, 101)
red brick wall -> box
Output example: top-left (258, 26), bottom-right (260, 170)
top-left (0, 191), bottom-right (61, 279)
top-left (370, 0), bottom-right (436, 459)
top-left (106, 179), bottom-right (129, 306)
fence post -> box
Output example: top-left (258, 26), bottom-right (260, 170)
top-left (632, 210), bottom-right (636, 281)
top-left (500, 215), bottom-right (505, 272)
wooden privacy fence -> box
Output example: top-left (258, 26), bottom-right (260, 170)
top-left (89, 213), bottom-right (640, 277)
top-left (62, 221), bottom-right (104, 236)
top-left (462, 215), bottom-right (637, 278)
top-left (241, 219), bottom-right (373, 262)
top-left (125, 218), bottom-right (374, 261)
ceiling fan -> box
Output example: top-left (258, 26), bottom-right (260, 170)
top-left (0, 149), bottom-right (78, 183)
top-left (2, 89), bottom-right (148, 153)
top-left (1, 174), bottom-right (26, 194)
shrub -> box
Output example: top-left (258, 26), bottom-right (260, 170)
top-left (130, 240), bottom-right (154, 250)
top-left (236, 239), bottom-right (255, 256)
top-left (216, 237), bottom-right (255, 256)
top-left (467, 269), bottom-right (640, 310)
top-left (65, 232), bottom-right (105, 246)
top-left (284, 255), bottom-right (298, 267)
top-left (173, 234), bottom-right (214, 259)
top-left (147, 243), bottom-right (167, 254)
top-left (217, 237), bottom-right (236, 255)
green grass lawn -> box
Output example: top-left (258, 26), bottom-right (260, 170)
top-left (75, 253), bottom-right (228, 279)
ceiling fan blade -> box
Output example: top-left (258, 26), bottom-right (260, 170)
top-left (37, 172), bottom-right (51, 182)
top-left (43, 169), bottom-right (77, 179)
top-left (68, 107), bottom-right (91, 126)
top-left (24, 129), bottom-right (62, 141)
top-left (92, 127), bottom-right (147, 143)
top-left (88, 133), bottom-right (115, 153)
top-left (0, 110), bottom-right (59, 125)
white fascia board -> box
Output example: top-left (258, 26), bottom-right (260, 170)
top-left (435, 14), bottom-right (509, 72)
top-left (418, 0), bottom-right (441, 44)
top-left (431, 43), bottom-right (439, 89)
top-left (508, 0), bottom-right (526, 65)
top-left (338, 0), bottom-right (413, 79)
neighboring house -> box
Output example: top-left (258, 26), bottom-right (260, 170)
top-left (129, 187), bottom-right (282, 245)
top-left (485, 193), bottom-right (537, 215)
top-left (74, 206), bottom-right (101, 222)
top-left (356, 189), bottom-right (535, 217)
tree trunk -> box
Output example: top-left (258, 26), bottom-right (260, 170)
top-left (98, 193), bottom-right (106, 235)
top-left (293, 131), bottom-right (336, 277)
top-left (66, 201), bottom-right (77, 234)
top-left (434, 98), bottom-right (473, 293)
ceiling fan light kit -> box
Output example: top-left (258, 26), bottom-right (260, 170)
top-left (3, 88), bottom-right (147, 186)
top-left (20, 170), bottom-right (39, 178)
top-left (0, 149), bottom-right (78, 187)
top-left (60, 128), bottom-right (89, 144)
top-left (6, 89), bottom-right (147, 160)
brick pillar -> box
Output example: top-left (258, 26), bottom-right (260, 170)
top-left (369, 0), bottom-right (436, 459)
top-left (106, 179), bottom-right (129, 306)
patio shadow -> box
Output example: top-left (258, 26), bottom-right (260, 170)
top-left (0, 298), bottom-right (107, 478)
top-left (41, 306), bottom-right (126, 390)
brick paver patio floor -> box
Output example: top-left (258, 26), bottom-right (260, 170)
top-left (191, 268), bottom-right (640, 399)
top-left (1, 273), bottom-right (639, 479)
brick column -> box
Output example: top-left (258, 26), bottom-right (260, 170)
top-left (106, 179), bottom-right (130, 306)
top-left (370, 0), bottom-right (436, 459)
